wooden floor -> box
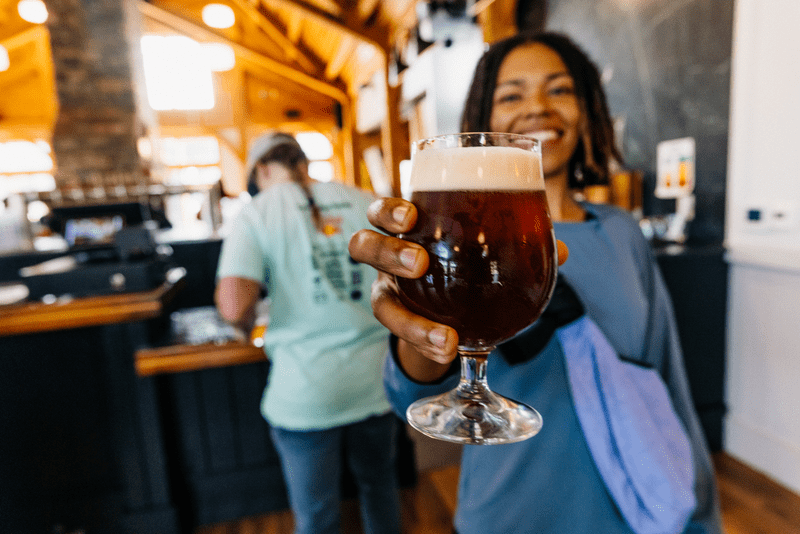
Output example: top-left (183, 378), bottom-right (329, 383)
top-left (197, 453), bottom-right (800, 534)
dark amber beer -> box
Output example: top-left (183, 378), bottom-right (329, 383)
top-left (397, 144), bottom-right (557, 352)
top-left (400, 133), bottom-right (554, 445)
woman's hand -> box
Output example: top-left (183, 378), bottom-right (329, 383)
top-left (349, 197), bottom-right (569, 383)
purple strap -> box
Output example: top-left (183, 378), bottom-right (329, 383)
top-left (558, 316), bottom-right (696, 534)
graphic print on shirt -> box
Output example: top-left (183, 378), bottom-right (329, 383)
top-left (307, 202), bottom-right (365, 305)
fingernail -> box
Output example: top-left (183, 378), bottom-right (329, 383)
top-left (393, 205), bottom-right (409, 224)
top-left (428, 327), bottom-right (448, 349)
top-left (399, 248), bottom-right (419, 269)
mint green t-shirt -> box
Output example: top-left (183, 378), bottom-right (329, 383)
top-left (216, 181), bottom-right (391, 430)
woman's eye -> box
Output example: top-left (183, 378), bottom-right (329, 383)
top-left (549, 85), bottom-right (575, 96)
top-left (495, 92), bottom-right (522, 104)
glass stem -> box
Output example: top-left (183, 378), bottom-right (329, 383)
top-left (455, 351), bottom-right (493, 401)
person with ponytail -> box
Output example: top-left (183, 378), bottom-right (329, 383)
top-left (215, 132), bottom-right (402, 534)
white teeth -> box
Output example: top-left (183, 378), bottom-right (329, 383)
top-left (526, 130), bottom-right (558, 141)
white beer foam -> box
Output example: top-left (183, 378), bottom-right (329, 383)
top-left (410, 145), bottom-right (544, 192)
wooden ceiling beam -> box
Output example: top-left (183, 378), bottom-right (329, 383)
top-left (286, 13), bottom-right (303, 43)
top-left (358, 0), bottom-right (382, 23)
top-left (264, 0), bottom-right (391, 51)
top-left (137, 1), bottom-right (348, 103)
top-left (0, 122), bottom-right (53, 141)
top-left (0, 65), bottom-right (40, 89)
top-left (468, 0), bottom-right (502, 17)
top-left (227, 0), bottom-right (320, 74)
top-left (0, 24), bottom-right (49, 50)
top-left (384, 0), bottom-right (421, 53)
top-left (0, 25), bottom-right (57, 126)
top-left (324, 34), bottom-right (356, 80)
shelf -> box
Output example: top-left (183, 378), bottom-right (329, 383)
top-left (135, 340), bottom-right (266, 376)
top-left (0, 267), bottom-right (186, 337)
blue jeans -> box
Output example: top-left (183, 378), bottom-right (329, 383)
top-left (270, 413), bottom-right (402, 534)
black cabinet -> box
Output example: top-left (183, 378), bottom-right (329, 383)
top-left (0, 323), bottom-right (180, 534)
top-left (157, 362), bottom-right (290, 528)
top-left (0, 238), bottom-right (415, 532)
top-left (656, 245), bottom-right (728, 451)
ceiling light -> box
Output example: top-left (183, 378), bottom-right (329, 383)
top-left (202, 3), bottom-right (235, 29)
top-left (296, 132), bottom-right (333, 161)
top-left (0, 45), bottom-right (9, 72)
top-left (17, 0), bottom-right (48, 24)
top-left (202, 43), bottom-right (236, 72)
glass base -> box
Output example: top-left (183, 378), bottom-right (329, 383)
top-left (406, 389), bottom-right (543, 445)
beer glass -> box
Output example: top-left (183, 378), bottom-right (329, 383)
top-left (397, 132), bottom-right (558, 445)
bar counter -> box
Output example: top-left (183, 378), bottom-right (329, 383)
top-left (0, 270), bottom-right (190, 532)
top-left (0, 267), bottom-right (186, 337)
top-left (0, 237), bottom-right (416, 533)
top-left (0, 240), bottom-right (293, 533)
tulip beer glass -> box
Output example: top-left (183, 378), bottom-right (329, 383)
top-left (397, 133), bottom-right (558, 445)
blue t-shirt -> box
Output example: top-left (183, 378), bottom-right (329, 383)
top-left (384, 203), bottom-right (722, 534)
top-left (217, 181), bottom-right (391, 430)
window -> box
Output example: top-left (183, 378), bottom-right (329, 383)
top-left (0, 140), bottom-right (56, 199)
top-left (157, 136), bottom-right (222, 186)
top-left (140, 35), bottom-right (215, 111)
top-left (295, 132), bottom-right (334, 183)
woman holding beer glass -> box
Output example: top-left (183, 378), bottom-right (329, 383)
top-left (349, 32), bottom-right (722, 534)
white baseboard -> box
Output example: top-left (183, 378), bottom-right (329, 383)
top-left (724, 415), bottom-right (800, 495)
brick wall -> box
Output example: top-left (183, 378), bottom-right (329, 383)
top-left (44, 0), bottom-right (151, 196)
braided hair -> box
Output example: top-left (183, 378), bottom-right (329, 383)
top-left (460, 32), bottom-right (622, 188)
top-left (250, 141), bottom-right (324, 233)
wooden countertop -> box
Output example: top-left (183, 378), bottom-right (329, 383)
top-left (0, 265), bottom-right (265, 377)
top-left (0, 267), bottom-right (186, 337)
top-left (135, 341), bottom-right (266, 377)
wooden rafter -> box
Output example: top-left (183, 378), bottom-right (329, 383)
top-left (0, 24), bottom-right (49, 51)
top-left (227, 0), bottom-right (320, 74)
top-left (137, 1), bottom-right (348, 103)
top-left (358, 0), bottom-right (382, 24)
top-left (286, 12), bottom-right (303, 42)
top-left (468, 0), bottom-right (502, 16)
top-left (0, 25), bottom-right (57, 127)
top-left (0, 66), bottom-right (40, 89)
top-left (385, 0), bottom-right (421, 53)
top-left (398, 0), bottom-right (420, 29)
top-left (324, 34), bottom-right (356, 80)
top-left (263, 0), bottom-right (390, 51)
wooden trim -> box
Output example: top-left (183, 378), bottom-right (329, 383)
top-left (228, 0), bottom-right (320, 73)
top-left (266, 0), bottom-right (390, 51)
top-left (478, 0), bottom-right (518, 44)
top-left (137, 0), bottom-right (349, 102)
top-left (135, 341), bottom-right (266, 376)
top-left (0, 268), bottom-right (186, 337)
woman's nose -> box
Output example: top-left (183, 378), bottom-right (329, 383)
top-left (524, 90), bottom-right (548, 115)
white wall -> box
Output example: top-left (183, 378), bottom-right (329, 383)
top-left (725, 0), bottom-right (800, 493)
top-left (400, 13), bottom-right (484, 138)
top-left (726, 0), bottom-right (800, 252)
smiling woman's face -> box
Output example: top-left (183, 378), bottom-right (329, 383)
top-left (489, 43), bottom-right (583, 180)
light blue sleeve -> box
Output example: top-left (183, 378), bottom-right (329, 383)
top-left (216, 205), bottom-right (267, 283)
